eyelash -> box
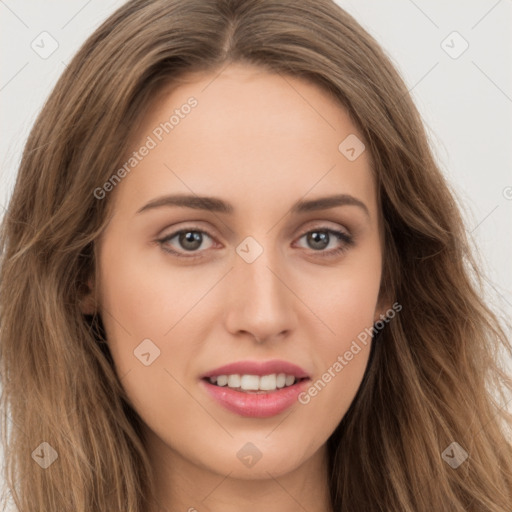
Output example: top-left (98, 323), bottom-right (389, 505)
top-left (157, 224), bottom-right (355, 259)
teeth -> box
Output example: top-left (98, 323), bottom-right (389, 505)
top-left (259, 374), bottom-right (276, 391)
top-left (216, 375), bottom-right (228, 386)
top-left (228, 374), bottom-right (241, 388)
top-left (208, 373), bottom-right (298, 391)
top-left (285, 374), bottom-right (295, 386)
top-left (240, 374), bottom-right (259, 390)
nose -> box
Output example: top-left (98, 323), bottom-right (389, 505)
top-left (224, 245), bottom-right (297, 344)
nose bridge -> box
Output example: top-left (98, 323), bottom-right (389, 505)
top-left (225, 235), bottom-right (295, 340)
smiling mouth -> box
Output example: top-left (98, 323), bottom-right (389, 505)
top-left (203, 373), bottom-right (309, 393)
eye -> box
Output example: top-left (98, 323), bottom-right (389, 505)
top-left (295, 228), bottom-right (354, 257)
top-left (157, 227), bottom-right (215, 258)
top-left (157, 225), bottom-right (354, 259)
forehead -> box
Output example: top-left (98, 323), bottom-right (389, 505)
top-left (111, 62), bottom-right (377, 220)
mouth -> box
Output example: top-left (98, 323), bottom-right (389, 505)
top-left (200, 360), bottom-right (311, 418)
top-left (203, 373), bottom-right (309, 393)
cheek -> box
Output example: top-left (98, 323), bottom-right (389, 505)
top-left (299, 245), bottom-right (381, 419)
top-left (298, 349), bottom-right (370, 438)
top-left (96, 234), bottom-right (219, 380)
top-left (298, 294), bottom-right (374, 436)
top-left (97, 237), bottom-right (208, 343)
top-left (96, 242), bottom-right (207, 429)
top-left (95, 238), bottom-right (173, 383)
top-left (312, 241), bottom-right (382, 342)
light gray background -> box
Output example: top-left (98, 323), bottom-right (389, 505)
top-left (1, 0), bottom-right (511, 507)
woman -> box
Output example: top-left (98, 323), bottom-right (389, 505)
top-left (1, 0), bottom-right (511, 510)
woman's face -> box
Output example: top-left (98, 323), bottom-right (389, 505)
top-left (89, 62), bottom-right (388, 483)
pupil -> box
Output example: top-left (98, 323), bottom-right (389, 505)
top-left (180, 231), bottom-right (202, 250)
top-left (309, 231), bottom-right (329, 250)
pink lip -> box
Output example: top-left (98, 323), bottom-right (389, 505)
top-left (201, 378), bottom-right (310, 418)
top-left (200, 359), bottom-right (311, 418)
top-left (201, 359), bottom-right (310, 379)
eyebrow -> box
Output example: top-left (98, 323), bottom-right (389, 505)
top-left (136, 193), bottom-right (370, 217)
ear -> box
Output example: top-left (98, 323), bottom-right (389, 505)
top-left (79, 277), bottom-right (97, 316)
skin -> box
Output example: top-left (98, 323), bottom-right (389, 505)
top-left (83, 62), bottom-right (390, 512)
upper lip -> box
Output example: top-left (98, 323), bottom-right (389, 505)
top-left (201, 360), bottom-right (310, 379)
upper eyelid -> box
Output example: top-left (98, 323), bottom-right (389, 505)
top-left (159, 219), bottom-right (352, 239)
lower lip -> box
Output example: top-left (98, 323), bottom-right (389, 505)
top-left (201, 379), bottom-right (310, 418)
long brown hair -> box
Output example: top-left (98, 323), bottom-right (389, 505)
top-left (1, 0), bottom-right (511, 510)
